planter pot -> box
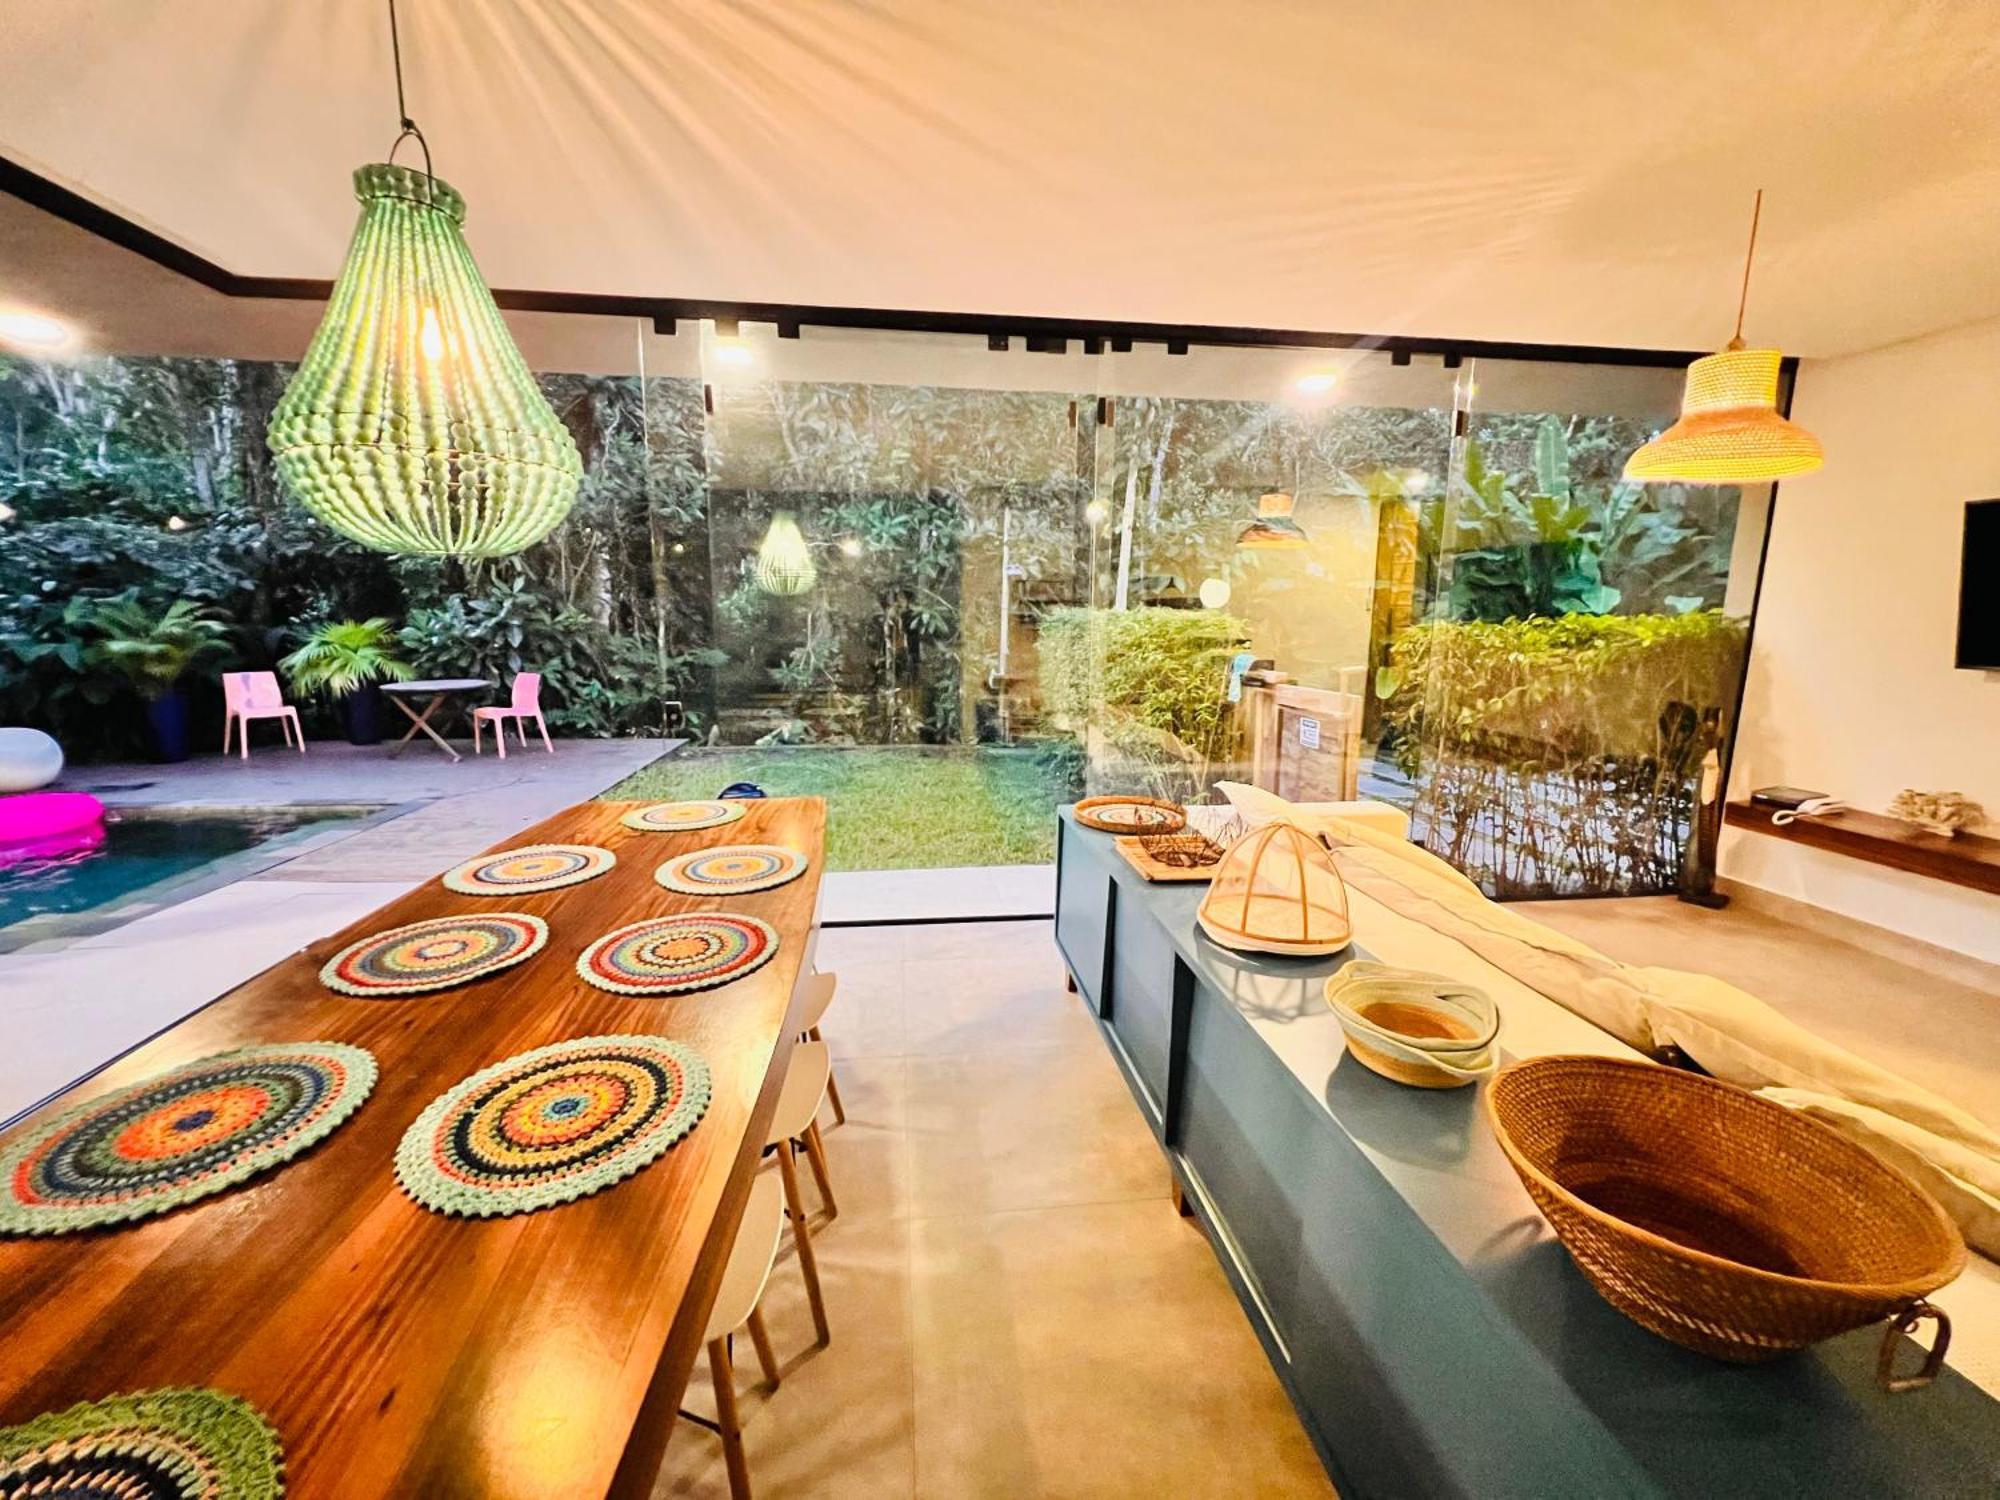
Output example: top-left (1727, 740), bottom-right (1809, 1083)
top-left (146, 690), bottom-right (192, 763)
top-left (341, 681), bottom-right (385, 746)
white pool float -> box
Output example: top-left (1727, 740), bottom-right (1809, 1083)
top-left (0, 727), bottom-right (64, 793)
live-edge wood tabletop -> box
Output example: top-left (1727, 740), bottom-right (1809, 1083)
top-left (0, 796), bottom-right (827, 1500)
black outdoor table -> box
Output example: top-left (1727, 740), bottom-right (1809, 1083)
top-left (380, 678), bottom-right (494, 762)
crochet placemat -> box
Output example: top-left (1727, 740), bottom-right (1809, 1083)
top-left (0, 1043), bottom-right (376, 1237)
top-left (395, 1035), bottom-right (711, 1217)
top-left (442, 843), bottom-right (615, 895)
top-left (575, 913), bottom-right (779, 997)
top-left (319, 914), bottom-right (548, 997)
top-left (654, 844), bottom-right (808, 896)
top-left (0, 1386), bottom-right (283, 1499)
top-left (620, 800), bottom-right (746, 833)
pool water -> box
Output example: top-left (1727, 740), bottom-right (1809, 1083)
top-left (0, 807), bottom-right (368, 932)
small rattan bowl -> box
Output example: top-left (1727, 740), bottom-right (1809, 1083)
top-left (1487, 1056), bottom-right (1965, 1384)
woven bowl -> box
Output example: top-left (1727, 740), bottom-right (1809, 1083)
top-left (1487, 1056), bottom-right (1965, 1379)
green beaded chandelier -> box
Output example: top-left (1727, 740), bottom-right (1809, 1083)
top-left (754, 513), bottom-right (817, 596)
top-left (268, 2), bottom-right (580, 558)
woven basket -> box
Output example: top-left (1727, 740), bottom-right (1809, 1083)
top-left (1487, 1057), bottom-right (1964, 1383)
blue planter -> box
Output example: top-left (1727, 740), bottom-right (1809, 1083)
top-left (342, 681), bottom-right (384, 745)
top-left (146, 689), bottom-right (191, 763)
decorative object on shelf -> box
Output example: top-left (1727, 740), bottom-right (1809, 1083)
top-left (442, 843), bottom-right (615, 895)
top-left (753, 512), bottom-right (817, 595)
top-left (0, 725), bottom-right (63, 792)
top-left (1234, 491), bottom-right (1310, 549)
top-left (576, 912), bottom-right (780, 997)
top-left (1487, 1055), bottom-right (1964, 1385)
top-left (1886, 788), bottom-right (1986, 838)
top-left (0, 1387), bottom-right (283, 1498)
top-left (655, 844), bottom-right (808, 896)
top-left (395, 1034), bottom-right (711, 1218)
top-left (1073, 795), bottom-right (1187, 834)
top-left (620, 799), bottom-right (746, 833)
top-left (1324, 962), bottom-right (1499, 1088)
top-left (1197, 819), bottom-right (1353, 956)
top-left (1623, 191), bottom-right (1822, 484)
top-left (1114, 831), bottom-right (1224, 883)
top-left (266, 1), bottom-right (582, 557)
top-left (0, 1042), bottom-right (375, 1236)
top-left (319, 913), bottom-right (547, 997)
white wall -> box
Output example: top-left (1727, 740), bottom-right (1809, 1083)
top-left (1722, 315), bottom-right (2000, 962)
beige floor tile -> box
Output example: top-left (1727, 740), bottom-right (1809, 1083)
top-left (660, 1206), bottom-right (917, 1500)
top-left (910, 1199), bottom-right (1333, 1500)
top-left (902, 919), bottom-right (1058, 966)
top-left (905, 1044), bottom-right (1168, 1218)
top-left (814, 925), bottom-right (909, 969)
top-left (816, 1055), bottom-right (912, 1221)
top-left (901, 957), bottom-right (1099, 1056)
top-left (814, 961), bottom-right (910, 1060)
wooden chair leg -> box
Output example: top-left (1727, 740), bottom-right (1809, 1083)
top-left (775, 1142), bottom-right (831, 1346)
top-left (802, 1122), bottom-right (838, 1220)
top-left (707, 1336), bottom-right (752, 1500)
top-left (745, 1307), bottom-right (780, 1389)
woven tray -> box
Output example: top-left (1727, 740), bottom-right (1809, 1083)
top-left (1114, 833), bottom-right (1223, 882)
top-left (1074, 796), bottom-right (1186, 834)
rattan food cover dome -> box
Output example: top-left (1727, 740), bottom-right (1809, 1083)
top-left (1196, 820), bottom-right (1352, 955)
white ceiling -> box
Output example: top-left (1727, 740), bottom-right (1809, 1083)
top-left (2, 0), bottom-right (1997, 358)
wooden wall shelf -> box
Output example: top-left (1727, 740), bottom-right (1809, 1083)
top-left (1725, 800), bottom-right (2000, 897)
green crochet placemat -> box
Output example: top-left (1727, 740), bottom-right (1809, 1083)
top-left (0, 1043), bottom-right (376, 1237)
top-left (395, 1035), bottom-right (711, 1218)
top-left (619, 800), bottom-right (745, 832)
top-left (0, 1386), bottom-right (283, 1498)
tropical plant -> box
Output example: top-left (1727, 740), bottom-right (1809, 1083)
top-left (278, 618), bottom-right (414, 697)
top-left (82, 596), bottom-right (231, 699)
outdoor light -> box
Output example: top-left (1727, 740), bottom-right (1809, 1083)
top-left (839, 536), bottom-right (864, 558)
top-left (1292, 370), bottom-right (1339, 398)
top-left (266, 0), bottom-right (582, 558)
top-left (754, 513), bottom-right (817, 595)
top-left (712, 337), bottom-right (755, 368)
top-left (0, 502), bottom-right (16, 524)
top-left (1401, 468), bottom-right (1432, 494)
top-left (1625, 191), bottom-right (1822, 484)
top-left (165, 515), bottom-right (189, 533)
top-left (1084, 500), bottom-right (1110, 525)
top-left (1235, 492), bottom-right (1309, 550)
top-left (0, 311), bottom-right (72, 352)
top-left (1198, 577), bottom-right (1231, 609)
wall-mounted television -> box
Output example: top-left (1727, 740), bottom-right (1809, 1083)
top-left (1958, 498), bottom-right (1999, 670)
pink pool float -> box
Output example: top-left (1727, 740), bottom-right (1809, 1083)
top-left (0, 791), bottom-right (107, 868)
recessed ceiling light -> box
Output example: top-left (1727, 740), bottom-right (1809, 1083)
top-left (1293, 370), bottom-right (1339, 397)
top-left (0, 310), bottom-right (73, 351)
top-left (713, 337), bottom-right (754, 367)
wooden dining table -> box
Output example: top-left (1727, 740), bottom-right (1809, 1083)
top-left (0, 796), bottom-right (826, 1499)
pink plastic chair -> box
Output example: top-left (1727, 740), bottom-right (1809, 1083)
top-left (222, 671), bottom-right (305, 758)
top-left (473, 672), bottom-right (553, 758)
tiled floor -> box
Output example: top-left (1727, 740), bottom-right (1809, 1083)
top-left (659, 920), bottom-right (1335, 1500)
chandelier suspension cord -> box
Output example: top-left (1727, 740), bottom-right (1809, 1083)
top-left (385, 0), bottom-right (435, 185)
top-left (1729, 188), bottom-right (1763, 351)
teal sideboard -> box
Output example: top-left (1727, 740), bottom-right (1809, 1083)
top-left (1053, 808), bottom-right (2000, 1499)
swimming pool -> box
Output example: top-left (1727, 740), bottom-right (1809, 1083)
top-left (0, 806), bottom-right (376, 939)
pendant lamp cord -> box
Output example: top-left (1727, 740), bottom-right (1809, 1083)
top-left (1729, 188), bottom-right (1763, 351)
top-left (385, 0), bottom-right (436, 188)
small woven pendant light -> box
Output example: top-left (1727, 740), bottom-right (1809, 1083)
top-left (268, 1), bottom-right (582, 557)
top-left (754, 513), bottom-right (817, 595)
top-left (1235, 491), bottom-right (1310, 550)
top-left (1624, 192), bottom-right (1822, 485)
top-left (1197, 820), bottom-right (1352, 956)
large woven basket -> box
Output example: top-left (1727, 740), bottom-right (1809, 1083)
top-left (1487, 1056), bottom-right (1964, 1383)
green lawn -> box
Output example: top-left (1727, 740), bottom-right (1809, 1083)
top-left (602, 746), bottom-right (1077, 870)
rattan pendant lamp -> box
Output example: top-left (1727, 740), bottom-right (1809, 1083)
top-left (1623, 191), bottom-right (1822, 485)
top-left (268, 0), bottom-right (582, 557)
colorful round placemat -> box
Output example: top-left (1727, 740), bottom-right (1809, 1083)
top-left (0, 1386), bottom-right (283, 1499)
top-left (319, 913), bottom-right (548, 997)
top-left (442, 843), bottom-right (615, 896)
top-left (395, 1034), bottom-right (711, 1217)
top-left (654, 843), bottom-right (808, 896)
top-left (620, 800), bottom-right (746, 833)
top-left (0, 1043), bottom-right (375, 1237)
top-left (576, 913), bottom-right (779, 997)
